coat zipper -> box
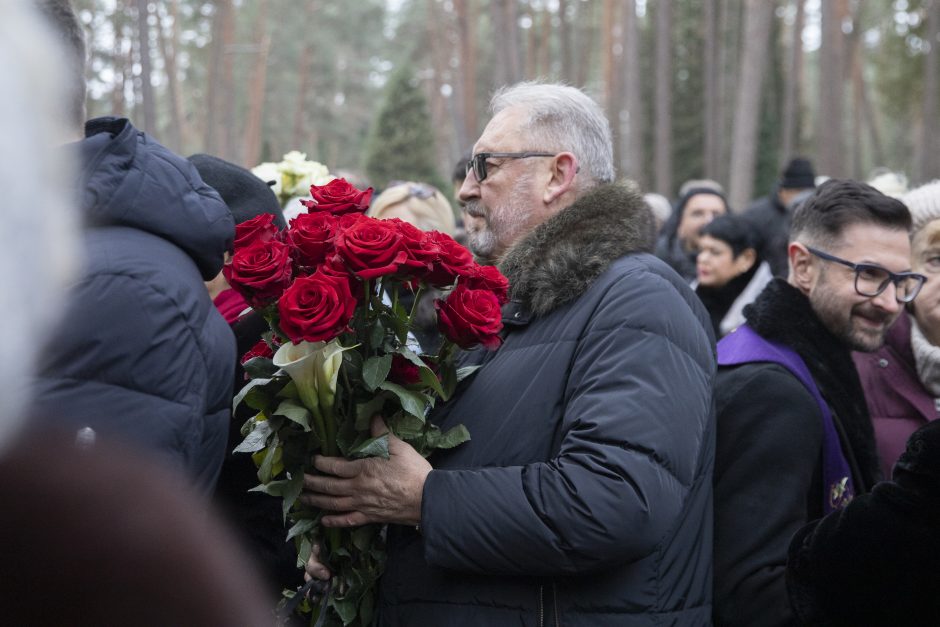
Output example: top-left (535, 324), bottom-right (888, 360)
top-left (552, 582), bottom-right (560, 627)
top-left (538, 584), bottom-right (544, 627)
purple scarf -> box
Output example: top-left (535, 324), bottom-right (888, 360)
top-left (718, 324), bottom-right (855, 514)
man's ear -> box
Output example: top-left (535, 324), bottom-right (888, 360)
top-left (788, 242), bottom-right (816, 293)
top-left (543, 152), bottom-right (579, 204)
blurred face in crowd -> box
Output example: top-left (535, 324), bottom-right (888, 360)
top-left (696, 235), bottom-right (756, 288)
top-left (792, 222), bottom-right (911, 352)
top-left (677, 193), bottom-right (727, 252)
top-left (911, 221), bottom-right (940, 346)
top-left (458, 106), bottom-right (554, 261)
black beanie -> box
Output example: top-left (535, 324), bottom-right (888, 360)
top-left (780, 157), bottom-right (816, 190)
top-left (189, 153), bottom-right (287, 229)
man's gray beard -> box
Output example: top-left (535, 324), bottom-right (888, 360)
top-left (464, 175), bottom-right (535, 262)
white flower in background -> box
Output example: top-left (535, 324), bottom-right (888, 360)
top-left (253, 151), bottom-right (334, 209)
top-left (251, 161), bottom-right (282, 197)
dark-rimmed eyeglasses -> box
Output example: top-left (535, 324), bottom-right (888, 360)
top-left (806, 246), bottom-right (927, 303)
top-left (466, 151), bottom-right (557, 182)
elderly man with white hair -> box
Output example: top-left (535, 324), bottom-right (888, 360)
top-left (302, 82), bottom-right (716, 626)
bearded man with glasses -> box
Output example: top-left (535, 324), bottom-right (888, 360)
top-left (303, 81), bottom-right (716, 625)
top-left (713, 178), bottom-right (918, 626)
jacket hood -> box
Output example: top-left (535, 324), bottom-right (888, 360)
top-left (499, 183), bottom-right (656, 317)
top-left (75, 117), bottom-right (234, 279)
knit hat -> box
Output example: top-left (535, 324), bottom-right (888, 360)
top-left (780, 157), bottom-right (816, 190)
top-left (902, 180), bottom-right (940, 234)
top-left (189, 154), bottom-right (287, 229)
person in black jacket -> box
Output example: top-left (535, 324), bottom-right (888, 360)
top-left (786, 419), bottom-right (940, 626)
top-left (301, 82), bottom-right (716, 625)
top-left (742, 157), bottom-right (817, 277)
top-left (713, 180), bottom-right (923, 626)
top-left (31, 6), bottom-right (235, 496)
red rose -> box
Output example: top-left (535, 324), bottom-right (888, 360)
top-left (223, 239), bottom-right (293, 307)
top-left (387, 219), bottom-right (440, 276)
top-left (460, 264), bottom-right (510, 305)
top-left (426, 231), bottom-right (475, 287)
top-left (240, 339), bottom-right (274, 364)
top-left (278, 271), bottom-right (357, 343)
top-left (288, 212), bottom-right (338, 268)
top-left (234, 213), bottom-right (279, 250)
top-left (388, 354), bottom-right (421, 385)
top-left (334, 217), bottom-right (408, 280)
top-left (435, 284), bottom-right (503, 350)
top-left (299, 178), bottom-right (374, 216)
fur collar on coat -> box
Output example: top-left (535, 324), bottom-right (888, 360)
top-left (498, 184), bottom-right (656, 318)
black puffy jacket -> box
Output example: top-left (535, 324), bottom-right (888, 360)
top-left (33, 117), bottom-right (235, 495)
top-left (379, 185), bottom-right (717, 626)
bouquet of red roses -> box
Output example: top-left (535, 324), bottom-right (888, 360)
top-left (224, 178), bottom-right (507, 626)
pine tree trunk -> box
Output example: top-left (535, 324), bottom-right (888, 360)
top-left (111, 0), bottom-right (127, 117)
top-left (654, 0), bottom-right (673, 195)
top-left (292, 1), bottom-right (318, 157)
top-left (780, 0), bottom-right (804, 164)
top-left (156, 0), bottom-right (186, 153)
top-left (426, 0), bottom-right (455, 166)
top-left (492, 0), bottom-right (522, 86)
top-left (454, 0), bottom-right (477, 144)
top-left (817, 0), bottom-right (846, 178)
top-left (243, 0), bottom-right (270, 167)
top-left (621, 0), bottom-right (644, 186)
top-left (136, 0), bottom-right (155, 134)
top-left (727, 0), bottom-right (775, 210)
top-left (919, 0), bottom-right (940, 182)
top-left (558, 0), bottom-right (574, 82)
top-left (603, 0), bottom-right (621, 166)
top-left (703, 0), bottom-right (720, 178)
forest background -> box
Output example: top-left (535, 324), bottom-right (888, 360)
top-left (75, 0), bottom-right (940, 210)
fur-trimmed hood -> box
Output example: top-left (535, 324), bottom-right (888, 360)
top-left (498, 184), bottom-right (656, 317)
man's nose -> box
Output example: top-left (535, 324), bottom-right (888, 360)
top-left (458, 169), bottom-right (479, 202)
top-left (872, 282), bottom-right (901, 313)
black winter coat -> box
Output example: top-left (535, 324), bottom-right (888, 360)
top-left (742, 192), bottom-right (789, 278)
top-left (713, 280), bottom-right (880, 627)
top-left (33, 117), bottom-right (235, 495)
top-left (379, 185), bottom-right (717, 626)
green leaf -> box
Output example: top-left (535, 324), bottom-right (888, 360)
top-left (418, 366), bottom-right (446, 398)
top-left (276, 379), bottom-right (298, 399)
top-left (257, 441), bottom-right (282, 483)
top-left (348, 434), bottom-right (390, 459)
top-left (286, 517), bottom-right (317, 542)
top-left (247, 478), bottom-right (288, 496)
top-left (331, 596), bottom-right (359, 625)
top-left (272, 398), bottom-right (312, 431)
top-left (456, 365), bottom-right (482, 382)
top-left (351, 526), bottom-right (376, 552)
top-left (242, 355), bottom-right (278, 379)
top-left (378, 381), bottom-right (429, 420)
top-left (369, 317), bottom-right (386, 349)
top-left (355, 395), bottom-right (387, 431)
top-left (232, 377), bottom-right (272, 411)
top-left (362, 354), bottom-right (393, 392)
top-left (436, 424), bottom-right (471, 449)
top-left (282, 472), bottom-right (305, 520)
top-left (233, 419), bottom-right (273, 453)
top-left (388, 412), bottom-right (425, 438)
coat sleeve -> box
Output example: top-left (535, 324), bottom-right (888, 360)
top-left (420, 271), bottom-right (714, 576)
top-left (712, 363), bottom-right (823, 627)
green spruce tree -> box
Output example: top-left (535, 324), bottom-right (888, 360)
top-left (364, 66), bottom-right (446, 192)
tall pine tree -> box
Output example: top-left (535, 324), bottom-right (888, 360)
top-left (364, 66), bottom-right (445, 192)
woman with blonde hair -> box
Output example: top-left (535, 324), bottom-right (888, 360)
top-left (368, 181), bottom-right (456, 235)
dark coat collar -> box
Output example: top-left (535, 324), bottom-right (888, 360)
top-left (745, 279), bottom-right (882, 488)
top-left (498, 184), bottom-right (656, 319)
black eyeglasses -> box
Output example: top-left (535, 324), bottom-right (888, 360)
top-left (806, 246), bottom-right (927, 303)
top-left (466, 151), bottom-right (557, 182)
